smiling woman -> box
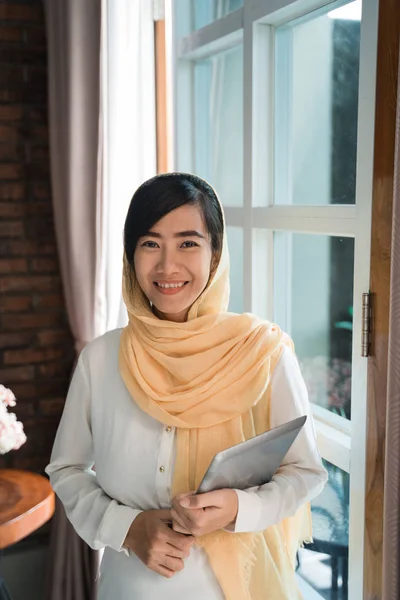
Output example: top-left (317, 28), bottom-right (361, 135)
top-left (46, 172), bottom-right (327, 600)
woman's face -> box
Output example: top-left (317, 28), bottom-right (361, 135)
top-left (134, 204), bottom-right (214, 322)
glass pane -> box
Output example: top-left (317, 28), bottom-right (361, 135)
top-left (252, 229), bottom-right (270, 320)
top-left (274, 0), bottom-right (361, 205)
top-left (192, 0), bottom-right (243, 30)
top-left (226, 226), bottom-right (243, 313)
top-left (274, 233), bottom-right (354, 419)
top-left (194, 45), bottom-right (243, 206)
top-left (296, 459), bottom-right (349, 600)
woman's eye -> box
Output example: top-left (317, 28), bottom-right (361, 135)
top-left (141, 241), bottom-right (159, 248)
top-left (181, 241), bottom-right (199, 248)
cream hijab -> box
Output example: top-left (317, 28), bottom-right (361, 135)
top-left (119, 178), bottom-right (311, 599)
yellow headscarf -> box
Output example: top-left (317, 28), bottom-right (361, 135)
top-left (119, 183), bottom-right (311, 599)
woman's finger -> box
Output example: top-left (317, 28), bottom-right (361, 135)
top-left (171, 506), bottom-right (194, 529)
top-left (156, 564), bottom-right (176, 579)
top-left (179, 490), bottom-right (220, 509)
top-left (163, 522), bottom-right (195, 551)
top-left (165, 541), bottom-right (191, 558)
top-left (162, 555), bottom-right (184, 573)
top-left (171, 509), bottom-right (192, 534)
top-left (171, 521), bottom-right (192, 535)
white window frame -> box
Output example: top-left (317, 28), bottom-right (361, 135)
top-left (168, 1), bottom-right (380, 597)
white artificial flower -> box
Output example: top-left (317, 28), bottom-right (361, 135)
top-left (0, 384), bottom-right (27, 455)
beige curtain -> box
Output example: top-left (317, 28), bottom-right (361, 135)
top-left (382, 43), bottom-right (400, 600)
top-left (43, 1), bottom-right (102, 598)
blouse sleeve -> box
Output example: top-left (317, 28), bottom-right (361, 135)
top-left (45, 353), bottom-right (141, 552)
top-left (231, 346), bottom-right (328, 533)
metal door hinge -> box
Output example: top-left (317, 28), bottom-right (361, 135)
top-left (361, 292), bottom-right (372, 357)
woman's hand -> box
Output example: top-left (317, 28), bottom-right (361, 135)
top-left (171, 489), bottom-right (239, 537)
top-left (124, 509), bottom-right (195, 578)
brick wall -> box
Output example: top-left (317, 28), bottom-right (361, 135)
top-left (0, 0), bottom-right (75, 472)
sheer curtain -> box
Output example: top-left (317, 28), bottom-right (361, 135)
top-left (99, 0), bottom-right (157, 332)
top-left (44, 1), bottom-right (156, 597)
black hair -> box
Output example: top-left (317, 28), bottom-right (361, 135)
top-left (124, 172), bottom-right (224, 267)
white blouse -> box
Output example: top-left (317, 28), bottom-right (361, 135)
top-left (46, 328), bottom-right (327, 600)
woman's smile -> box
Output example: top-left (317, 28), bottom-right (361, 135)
top-left (153, 280), bottom-right (189, 295)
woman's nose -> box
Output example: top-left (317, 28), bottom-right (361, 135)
top-left (157, 248), bottom-right (179, 274)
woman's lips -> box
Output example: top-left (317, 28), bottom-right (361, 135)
top-left (153, 281), bottom-right (188, 295)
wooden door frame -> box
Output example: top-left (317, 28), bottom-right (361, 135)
top-left (155, 19), bottom-right (171, 174)
top-left (364, 1), bottom-right (400, 598)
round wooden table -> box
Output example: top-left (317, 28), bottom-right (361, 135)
top-left (0, 469), bottom-right (55, 550)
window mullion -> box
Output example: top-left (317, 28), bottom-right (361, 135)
top-left (243, 1), bottom-right (253, 312)
top-left (178, 8), bottom-right (243, 60)
top-left (251, 206), bottom-right (356, 236)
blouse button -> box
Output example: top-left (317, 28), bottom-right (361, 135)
top-left (159, 466), bottom-right (165, 473)
top-left (166, 426), bottom-right (172, 433)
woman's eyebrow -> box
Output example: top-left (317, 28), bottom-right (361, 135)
top-left (174, 230), bottom-right (206, 239)
top-left (143, 230), bottom-right (206, 239)
top-left (143, 231), bottom-right (162, 238)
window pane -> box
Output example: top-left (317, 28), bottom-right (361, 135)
top-left (194, 45), bottom-right (243, 206)
top-left (274, 233), bottom-right (354, 419)
top-left (274, 1), bottom-right (361, 205)
top-left (192, 0), bottom-right (243, 30)
top-left (296, 459), bottom-right (349, 599)
top-left (226, 226), bottom-right (243, 313)
top-left (252, 229), bottom-right (270, 320)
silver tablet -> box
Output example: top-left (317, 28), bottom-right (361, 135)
top-left (196, 415), bottom-right (307, 494)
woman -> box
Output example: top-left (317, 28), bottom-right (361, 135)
top-left (46, 172), bottom-right (327, 600)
